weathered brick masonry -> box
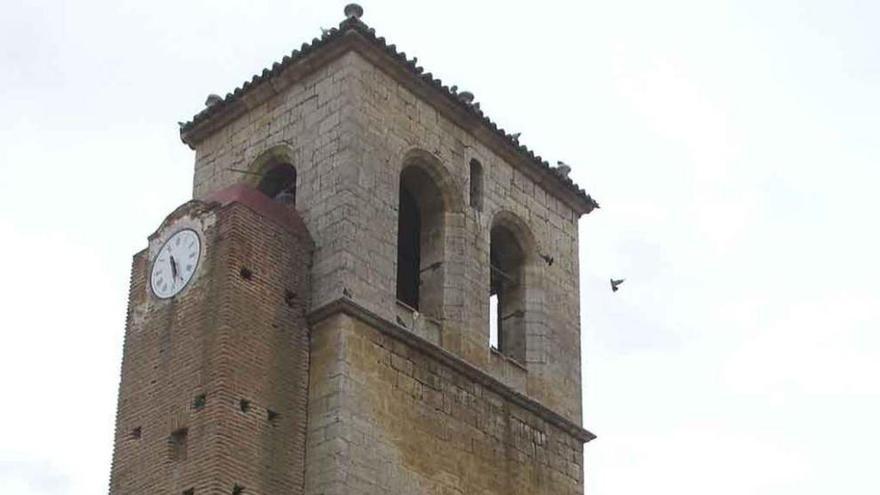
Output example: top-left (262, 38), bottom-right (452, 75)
top-left (111, 5), bottom-right (596, 495)
top-left (110, 191), bottom-right (314, 494)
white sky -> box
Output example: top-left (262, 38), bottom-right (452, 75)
top-left (1, 1), bottom-right (878, 493)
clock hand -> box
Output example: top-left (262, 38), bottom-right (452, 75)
top-left (170, 255), bottom-right (179, 281)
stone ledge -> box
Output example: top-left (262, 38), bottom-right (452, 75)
top-left (307, 297), bottom-right (597, 444)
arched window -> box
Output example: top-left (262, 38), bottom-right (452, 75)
top-left (397, 184), bottom-right (420, 308)
top-left (469, 159), bottom-right (483, 211)
top-left (257, 162), bottom-right (297, 205)
top-left (396, 164), bottom-right (445, 318)
top-left (489, 223), bottom-right (527, 363)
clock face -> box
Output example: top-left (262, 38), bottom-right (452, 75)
top-left (151, 229), bottom-right (201, 299)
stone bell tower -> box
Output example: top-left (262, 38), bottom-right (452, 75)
top-left (110, 4), bottom-right (598, 495)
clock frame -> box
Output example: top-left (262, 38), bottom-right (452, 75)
top-left (150, 228), bottom-right (201, 299)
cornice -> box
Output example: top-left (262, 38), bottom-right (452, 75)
top-left (179, 14), bottom-right (599, 216)
top-left (307, 297), bottom-right (597, 444)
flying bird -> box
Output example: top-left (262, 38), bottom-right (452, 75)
top-left (610, 278), bottom-right (625, 292)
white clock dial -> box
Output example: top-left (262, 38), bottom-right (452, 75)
top-left (150, 229), bottom-right (201, 299)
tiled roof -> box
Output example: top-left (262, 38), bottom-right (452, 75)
top-left (180, 13), bottom-right (599, 215)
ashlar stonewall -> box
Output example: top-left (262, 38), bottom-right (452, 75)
top-left (109, 5), bottom-right (598, 494)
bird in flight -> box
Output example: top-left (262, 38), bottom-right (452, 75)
top-left (610, 278), bottom-right (625, 292)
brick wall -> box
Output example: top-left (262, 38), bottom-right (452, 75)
top-left (109, 198), bottom-right (313, 495)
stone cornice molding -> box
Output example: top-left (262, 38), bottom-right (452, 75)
top-left (308, 297), bottom-right (597, 444)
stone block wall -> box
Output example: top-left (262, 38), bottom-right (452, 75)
top-left (305, 313), bottom-right (584, 495)
top-left (187, 49), bottom-right (583, 422)
top-left (345, 53), bottom-right (583, 422)
top-left (191, 53), bottom-right (360, 318)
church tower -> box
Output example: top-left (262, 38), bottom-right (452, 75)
top-left (110, 5), bottom-right (597, 495)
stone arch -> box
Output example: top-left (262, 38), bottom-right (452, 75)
top-left (490, 210), bottom-right (537, 261)
top-left (394, 148), bottom-right (463, 328)
top-left (247, 145), bottom-right (297, 179)
top-left (396, 164), bottom-right (443, 317)
top-left (398, 148), bottom-right (464, 214)
top-left (247, 145), bottom-right (298, 205)
top-left (488, 210), bottom-right (538, 364)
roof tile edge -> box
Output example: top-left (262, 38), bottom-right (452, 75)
top-left (179, 11), bottom-right (600, 215)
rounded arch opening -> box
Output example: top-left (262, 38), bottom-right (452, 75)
top-left (248, 146), bottom-right (298, 206)
top-left (396, 161), bottom-right (447, 319)
top-left (398, 148), bottom-right (463, 213)
top-left (489, 212), bottom-right (534, 363)
top-left (257, 162), bottom-right (297, 202)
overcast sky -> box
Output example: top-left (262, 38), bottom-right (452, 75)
top-left (2, 1), bottom-right (878, 493)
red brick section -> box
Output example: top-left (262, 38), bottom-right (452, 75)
top-left (109, 192), bottom-right (313, 495)
top-left (205, 184), bottom-right (312, 240)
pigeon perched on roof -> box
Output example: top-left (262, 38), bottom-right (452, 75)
top-left (556, 161), bottom-right (572, 178)
top-left (205, 94), bottom-right (223, 107)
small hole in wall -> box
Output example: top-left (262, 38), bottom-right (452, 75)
top-left (240, 267), bottom-right (253, 280)
top-left (183, 489), bottom-right (194, 495)
top-left (131, 426), bottom-right (142, 439)
top-left (284, 289), bottom-right (296, 307)
top-left (169, 428), bottom-right (188, 461)
top-left (239, 399), bottom-right (250, 413)
top-left (267, 409), bottom-right (280, 425)
top-left (232, 484), bottom-right (245, 495)
top-left (193, 394), bottom-right (206, 410)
